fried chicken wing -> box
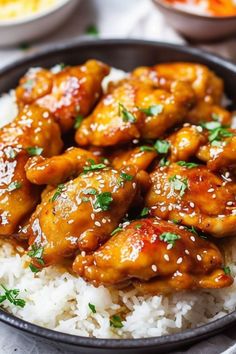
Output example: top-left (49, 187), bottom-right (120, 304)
top-left (187, 101), bottom-right (232, 126)
top-left (73, 218), bottom-right (232, 293)
top-left (25, 147), bottom-right (98, 185)
top-left (168, 125), bottom-right (207, 162)
top-left (0, 105), bottom-right (63, 235)
top-left (16, 60), bottom-right (110, 132)
top-left (25, 166), bottom-right (138, 266)
top-left (75, 79), bottom-right (195, 146)
top-left (145, 163), bottom-right (236, 238)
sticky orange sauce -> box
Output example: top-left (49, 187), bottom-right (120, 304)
top-left (165, 0), bottom-right (236, 16)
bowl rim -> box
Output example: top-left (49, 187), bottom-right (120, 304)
top-left (0, 38), bottom-right (236, 349)
top-left (0, 0), bottom-right (73, 27)
top-left (153, 0), bottom-right (236, 21)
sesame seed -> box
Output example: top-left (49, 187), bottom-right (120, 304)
top-left (151, 265), bottom-right (157, 272)
top-left (185, 250), bottom-right (190, 255)
top-left (81, 251), bottom-right (86, 257)
top-left (197, 255), bottom-right (202, 261)
top-left (102, 218), bottom-right (107, 223)
top-left (227, 201), bottom-right (234, 206)
top-left (91, 213), bottom-right (95, 220)
top-left (208, 188), bottom-right (214, 193)
top-left (190, 236), bottom-right (196, 242)
top-left (176, 257), bottom-right (183, 264)
top-left (164, 254), bottom-right (170, 261)
top-left (95, 221), bottom-right (101, 227)
top-left (189, 202), bottom-right (195, 208)
top-left (212, 194), bottom-right (216, 199)
top-left (167, 244), bottom-right (173, 250)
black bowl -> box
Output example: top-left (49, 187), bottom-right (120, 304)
top-left (0, 39), bottom-right (236, 354)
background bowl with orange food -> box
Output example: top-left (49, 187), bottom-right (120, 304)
top-left (153, 0), bottom-right (236, 42)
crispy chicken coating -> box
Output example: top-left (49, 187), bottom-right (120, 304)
top-left (16, 60), bottom-right (110, 132)
top-left (25, 166), bottom-right (138, 266)
top-left (0, 105), bottom-right (63, 235)
top-left (111, 146), bottom-right (157, 171)
top-left (25, 147), bottom-right (98, 185)
top-left (75, 79), bottom-right (195, 146)
top-left (145, 163), bottom-right (236, 238)
top-left (73, 218), bottom-right (232, 293)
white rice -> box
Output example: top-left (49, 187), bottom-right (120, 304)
top-left (0, 68), bottom-right (236, 339)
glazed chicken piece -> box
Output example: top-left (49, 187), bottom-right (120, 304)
top-left (73, 218), bottom-right (233, 293)
top-left (197, 127), bottom-right (236, 171)
top-left (132, 63), bottom-right (230, 126)
top-left (25, 165), bottom-right (138, 266)
top-left (145, 163), bottom-right (236, 238)
top-left (25, 147), bottom-right (98, 185)
top-left (167, 125), bottom-right (207, 162)
top-left (111, 146), bottom-right (157, 171)
top-left (16, 60), bottom-right (110, 132)
top-left (0, 105), bottom-right (63, 235)
top-left (132, 62), bottom-right (223, 103)
top-left (75, 79), bottom-right (195, 146)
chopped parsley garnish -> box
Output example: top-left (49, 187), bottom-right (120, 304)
top-left (28, 244), bottom-right (45, 273)
top-left (0, 284), bottom-right (25, 308)
top-left (223, 266), bottom-right (231, 275)
top-left (202, 121), bottom-right (233, 144)
top-left (51, 184), bottom-right (65, 202)
top-left (118, 172), bottom-right (133, 186)
top-left (7, 181), bottom-right (22, 192)
top-left (118, 103), bottom-right (136, 123)
top-left (140, 146), bottom-right (155, 152)
top-left (94, 192), bottom-right (113, 211)
top-left (26, 147), bottom-right (43, 156)
top-left (111, 227), bottom-right (123, 236)
top-left (176, 161), bottom-right (199, 169)
top-left (85, 24), bottom-right (99, 36)
top-left (110, 315), bottom-right (123, 328)
top-left (154, 140), bottom-right (170, 154)
top-left (159, 232), bottom-right (181, 246)
top-left (83, 159), bottom-right (106, 173)
top-left (184, 225), bottom-right (198, 235)
top-left (83, 188), bottom-right (97, 195)
top-left (159, 157), bottom-right (170, 167)
top-left (74, 114), bottom-right (83, 129)
top-left (140, 207), bottom-right (149, 217)
top-left (88, 303), bottom-right (96, 313)
top-left (135, 223), bottom-right (142, 229)
top-left (169, 175), bottom-right (188, 197)
top-left (29, 264), bottom-right (40, 273)
top-left (139, 104), bottom-right (164, 116)
top-left (5, 147), bottom-right (17, 159)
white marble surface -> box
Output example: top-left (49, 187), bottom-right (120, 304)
top-left (0, 0), bottom-right (236, 353)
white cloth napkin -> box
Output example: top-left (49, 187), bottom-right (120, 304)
top-left (0, 1), bottom-right (236, 353)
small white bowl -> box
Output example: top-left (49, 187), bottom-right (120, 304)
top-left (0, 0), bottom-right (79, 47)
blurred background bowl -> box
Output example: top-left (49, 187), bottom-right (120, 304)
top-left (153, 0), bottom-right (236, 42)
top-left (0, 0), bottom-right (79, 47)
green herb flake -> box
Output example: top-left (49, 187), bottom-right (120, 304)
top-left (83, 188), bottom-right (97, 195)
top-left (154, 140), bottom-right (170, 154)
top-left (74, 114), bottom-right (83, 129)
top-left (140, 207), bottom-right (149, 217)
top-left (83, 159), bottom-right (106, 173)
top-left (51, 184), bottom-right (65, 202)
top-left (29, 263), bottom-right (40, 273)
top-left (159, 157), bottom-right (170, 167)
top-left (0, 284), bottom-right (25, 308)
top-left (140, 104), bottom-right (164, 116)
top-left (27, 244), bottom-right (44, 259)
top-left (118, 172), bottom-right (133, 186)
top-left (169, 175), bottom-right (188, 197)
top-left (176, 161), bottom-right (199, 169)
top-left (26, 146), bottom-right (43, 156)
top-left (110, 315), bottom-right (123, 328)
top-left (184, 225), bottom-right (198, 235)
top-left (135, 223), bottom-right (142, 230)
top-left (85, 24), bottom-right (99, 36)
top-left (159, 232), bottom-right (181, 246)
top-left (88, 303), bottom-right (97, 313)
top-left (94, 192), bottom-right (113, 211)
top-left (111, 227), bottom-right (123, 236)
top-left (118, 103), bottom-right (136, 123)
top-left (223, 266), bottom-right (231, 275)
top-left (7, 181), bottom-right (22, 192)
top-left (202, 121), bottom-right (233, 144)
top-left (139, 146), bottom-right (155, 152)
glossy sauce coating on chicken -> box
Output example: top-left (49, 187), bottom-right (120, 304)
top-left (0, 60), bottom-right (235, 296)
